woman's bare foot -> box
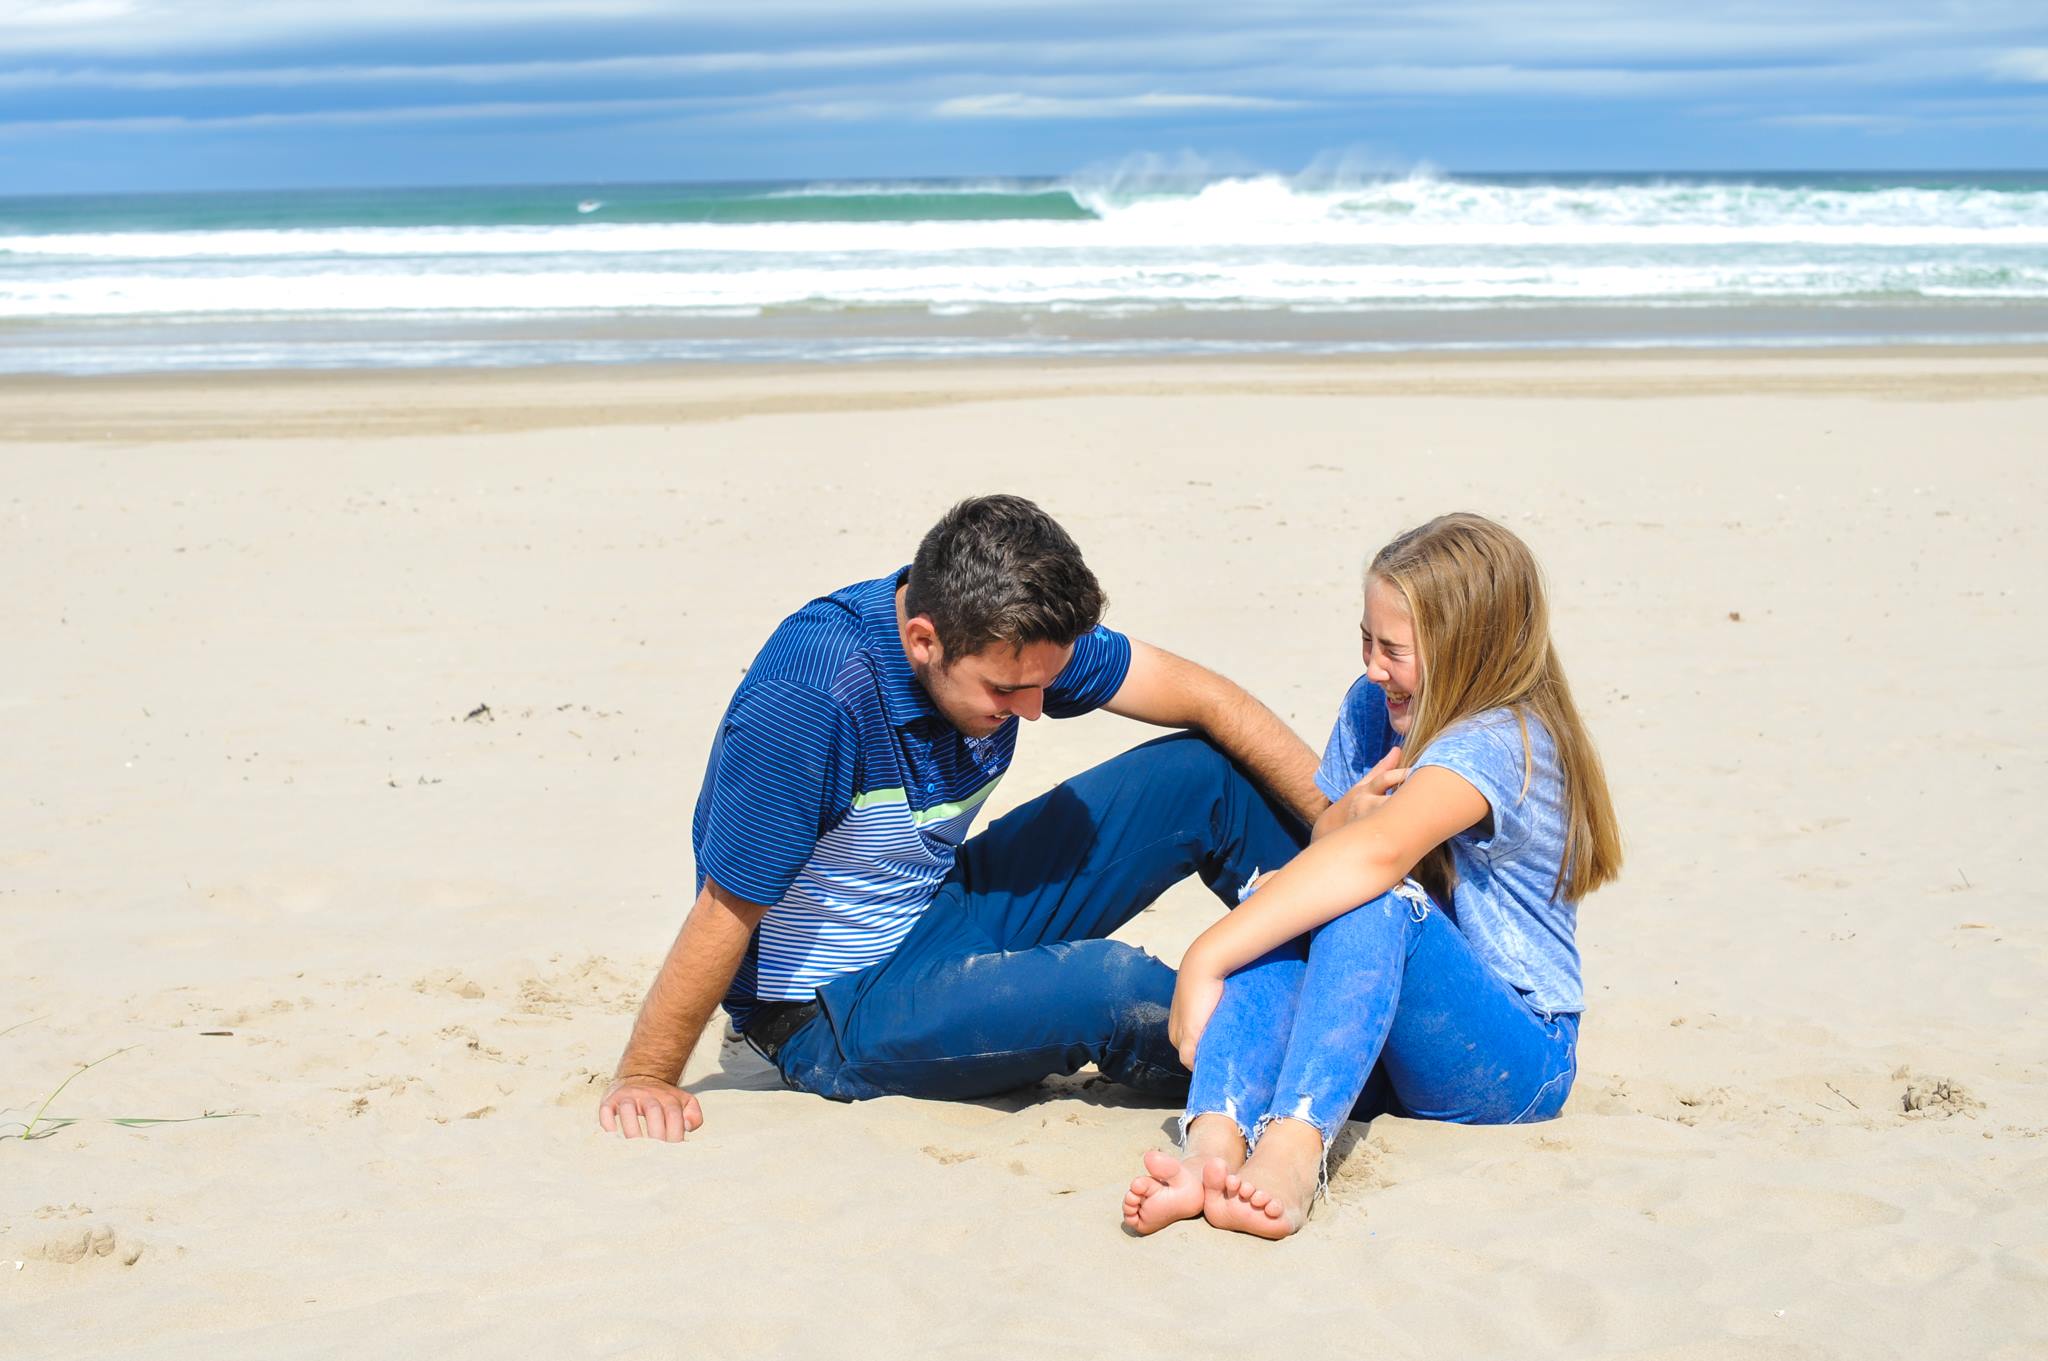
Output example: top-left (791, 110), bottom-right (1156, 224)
top-left (1122, 1115), bottom-right (1245, 1236)
top-left (1122, 1149), bottom-right (1212, 1234)
top-left (1205, 1117), bottom-right (1322, 1240)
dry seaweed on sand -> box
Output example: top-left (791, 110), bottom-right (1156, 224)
top-left (0, 1026), bottom-right (257, 1142)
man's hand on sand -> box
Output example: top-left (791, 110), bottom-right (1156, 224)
top-left (598, 1075), bottom-right (703, 1142)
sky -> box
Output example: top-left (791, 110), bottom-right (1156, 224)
top-left (2, 0), bottom-right (2045, 193)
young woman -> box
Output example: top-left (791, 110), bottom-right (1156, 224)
top-left (1123, 512), bottom-right (1623, 1239)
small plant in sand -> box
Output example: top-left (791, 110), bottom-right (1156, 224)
top-left (0, 1019), bottom-right (256, 1142)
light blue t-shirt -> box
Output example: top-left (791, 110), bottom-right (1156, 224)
top-left (1315, 676), bottom-right (1583, 1015)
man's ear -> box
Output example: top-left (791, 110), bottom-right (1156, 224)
top-left (903, 614), bottom-right (944, 669)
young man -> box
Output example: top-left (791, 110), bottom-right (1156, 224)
top-left (600, 495), bottom-right (1326, 1141)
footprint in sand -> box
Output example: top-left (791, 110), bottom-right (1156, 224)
top-left (438, 1024), bottom-right (507, 1062)
top-left (516, 955), bottom-right (642, 1019)
top-left (920, 1145), bottom-right (976, 1165)
top-left (24, 1225), bottom-right (143, 1266)
top-left (413, 970), bottom-right (486, 1000)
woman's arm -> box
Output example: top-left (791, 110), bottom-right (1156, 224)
top-left (1189, 765), bottom-right (1489, 977)
top-left (1167, 766), bottom-right (1489, 1066)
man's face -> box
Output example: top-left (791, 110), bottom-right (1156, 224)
top-left (905, 625), bottom-right (1073, 739)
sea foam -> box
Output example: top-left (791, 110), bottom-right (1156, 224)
top-left (3, 173), bottom-right (2046, 366)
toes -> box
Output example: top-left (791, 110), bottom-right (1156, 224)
top-left (1142, 1148), bottom-right (1184, 1182)
top-left (1129, 1176), bottom-right (1159, 1199)
top-left (1202, 1159), bottom-right (1231, 1194)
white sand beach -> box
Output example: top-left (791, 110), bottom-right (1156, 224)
top-left (5, 349), bottom-right (2046, 1359)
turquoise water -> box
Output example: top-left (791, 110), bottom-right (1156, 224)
top-left (4, 172), bottom-right (2045, 233)
top-left (0, 180), bottom-right (1098, 232)
top-left (4, 172), bottom-right (2046, 372)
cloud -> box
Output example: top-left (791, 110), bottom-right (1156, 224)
top-left (1759, 112), bottom-right (1914, 131)
top-left (2, 0), bottom-right (141, 30)
top-left (3, 0), bottom-right (2045, 177)
top-left (0, 93), bottom-right (742, 136)
top-left (4, 1), bottom-right (2029, 66)
top-left (1289, 62), bottom-right (1830, 99)
top-left (1988, 48), bottom-right (2048, 82)
top-left (0, 44), bottom-right (969, 90)
top-left (933, 91), bottom-right (1300, 119)
top-left (0, 0), bottom-right (664, 55)
top-left (1749, 90), bottom-right (2048, 133)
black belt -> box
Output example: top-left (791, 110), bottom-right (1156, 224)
top-left (741, 1000), bottom-right (820, 1064)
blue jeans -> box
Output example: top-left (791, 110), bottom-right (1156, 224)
top-left (768, 734), bottom-right (1307, 1102)
top-left (1187, 884), bottom-right (1578, 1159)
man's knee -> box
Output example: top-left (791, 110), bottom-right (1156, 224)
top-left (1059, 940), bottom-right (1185, 1091)
top-left (1046, 938), bottom-right (1175, 1023)
top-left (1091, 732), bottom-right (1259, 824)
top-left (1122, 730), bottom-right (1235, 784)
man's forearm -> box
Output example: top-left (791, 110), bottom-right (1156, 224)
top-left (1197, 679), bottom-right (1326, 825)
top-left (616, 881), bottom-right (765, 1083)
top-left (1108, 641), bottom-right (1328, 825)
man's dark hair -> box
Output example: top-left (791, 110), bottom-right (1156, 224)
top-left (904, 495), bottom-right (1106, 660)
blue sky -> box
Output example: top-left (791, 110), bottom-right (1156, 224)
top-left (2, 1), bottom-right (2045, 192)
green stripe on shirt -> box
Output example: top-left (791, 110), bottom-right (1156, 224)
top-left (849, 774), bottom-right (1002, 826)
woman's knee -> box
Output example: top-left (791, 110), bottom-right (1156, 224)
top-left (1310, 884), bottom-right (1427, 950)
top-left (1215, 940), bottom-right (1307, 1009)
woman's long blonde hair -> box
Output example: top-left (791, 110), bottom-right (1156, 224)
top-left (1371, 512), bottom-right (1622, 903)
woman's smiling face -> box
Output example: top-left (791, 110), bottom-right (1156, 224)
top-left (1361, 575), bottom-right (1422, 735)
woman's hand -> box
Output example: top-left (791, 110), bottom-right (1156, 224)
top-left (1331, 746), bottom-right (1410, 828)
top-left (1169, 961), bottom-right (1226, 1071)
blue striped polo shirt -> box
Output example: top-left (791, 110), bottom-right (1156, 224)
top-left (692, 570), bottom-right (1133, 1026)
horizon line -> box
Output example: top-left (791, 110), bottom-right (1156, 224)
top-left (6, 166), bottom-right (2048, 203)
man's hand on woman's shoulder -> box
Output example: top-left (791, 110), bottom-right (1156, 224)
top-left (598, 1074), bottom-right (704, 1142)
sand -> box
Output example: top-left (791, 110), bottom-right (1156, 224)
top-left (5, 349), bottom-right (2046, 1359)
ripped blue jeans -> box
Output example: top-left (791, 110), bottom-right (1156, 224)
top-left (1185, 883), bottom-right (1578, 1171)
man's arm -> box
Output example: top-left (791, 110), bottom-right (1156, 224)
top-left (1103, 640), bottom-right (1329, 825)
top-left (598, 876), bottom-right (771, 1142)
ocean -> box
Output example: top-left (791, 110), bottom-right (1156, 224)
top-left (4, 171), bottom-right (2047, 374)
